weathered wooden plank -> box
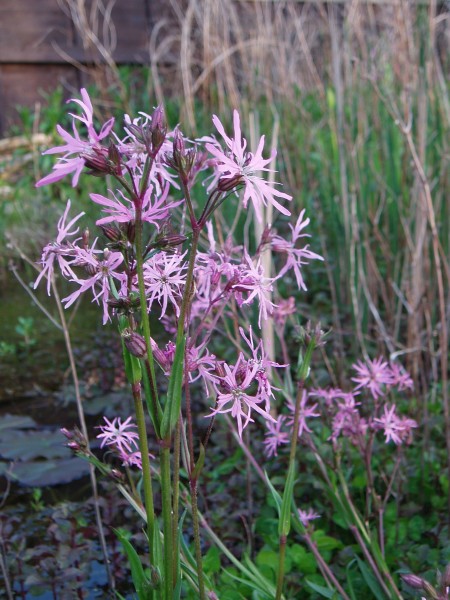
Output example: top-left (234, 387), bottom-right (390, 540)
top-left (0, 0), bottom-right (152, 64)
top-left (0, 64), bottom-right (80, 134)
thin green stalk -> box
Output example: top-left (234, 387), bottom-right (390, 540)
top-left (172, 417), bottom-right (182, 584)
top-left (190, 480), bottom-right (206, 600)
top-left (275, 535), bottom-right (287, 599)
top-left (132, 383), bottom-right (156, 563)
top-left (134, 187), bottom-right (161, 435)
top-left (275, 338), bottom-right (316, 600)
top-left (160, 445), bottom-right (174, 597)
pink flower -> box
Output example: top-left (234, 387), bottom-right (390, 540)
top-left (34, 200), bottom-right (85, 295)
top-left (310, 387), bottom-right (344, 408)
top-left (271, 209), bottom-right (323, 291)
top-left (96, 416), bottom-right (139, 454)
top-left (207, 354), bottom-right (276, 439)
top-left (351, 357), bottom-right (394, 400)
top-left (298, 508), bottom-right (320, 527)
top-left (263, 416), bottom-right (289, 457)
top-left (239, 326), bottom-right (285, 411)
top-left (388, 363), bottom-right (414, 391)
top-left (144, 251), bottom-right (187, 318)
top-left (373, 405), bottom-right (418, 445)
top-left (331, 393), bottom-right (367, 444)
top-left (62, 248), bottom-right (124, 324)
top-left (286, 391), bottom-right (320, 438)
top-left (273, 297), bottom-right (296, 327)
top-left (36, 88), bottom-right (114, 188)
top-left (90, 182), bottom-right (179, 226)
top-left (205, 110), bottom-right (292, 222)
top-left (233, 252), bottom-right (277, 327)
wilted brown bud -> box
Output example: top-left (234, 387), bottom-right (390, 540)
top-left (122, 328), bottom-right (147, 358)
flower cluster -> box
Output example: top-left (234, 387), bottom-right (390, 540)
top-left (263, 356), bottom-right (417, 458)
top-left (96, 416), bottom-right (150, 468)
top-left (35, 88), bottom-right (322, 440)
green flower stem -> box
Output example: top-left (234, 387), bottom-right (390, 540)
top-left (131, 382), bottom-right (156, 563)
top-left (190, 479), bottom-right (206, 600)
top-left (171, 417), bottom-right (182, 584)
top-left (160, 444), bottom-right (174, 597)
top-left (275, 535), bottom-right (287, 599)
top-left (134, 186), bottom-right (161, 436)
top-left (275, 338), bottom-right (316, 600)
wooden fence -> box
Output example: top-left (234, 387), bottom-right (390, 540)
top-left (0, 0), bottom-right (159, 135)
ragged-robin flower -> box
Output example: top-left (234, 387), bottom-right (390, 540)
top-left (144, 251), bottom-right (187, 319)
top-left (207, 354), bottom-right (276, 439)
top-left (90, 182), bottom-right (180, 227)
top-left (36, 88), bottom-right (114, 188)
top-left (286, 390), bottom-right (320, 438)
top-left (271, 209), bottom-right (324, 291)
top-left (263, 416), bottom-right (289, 457)
top-left (205, 110), bottom-right (292, 222)
top-left (34, 199), bottom-right (85, 295)
top-left (96, 416), bottom-right (139, 455)
top-left (373, 404), bottom-right (418, 445)
top-left (351, 356), bottom-right (394, 400)
top-left (62, 247), bottom-right (124, 325)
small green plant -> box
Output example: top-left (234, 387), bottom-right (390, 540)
top-left (15, 316), bottom-right (36, 349)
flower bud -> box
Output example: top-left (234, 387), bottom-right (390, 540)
top-left (217, 173), bottom-right (243, 192)
top-left (150, 106), bottom-right (167, 156)
top-left (100, 224), bottom-right (122, 243)
top-left (150, 566), bottom-right (161, 588)
top-left (108, 141), bottom-right (121, 167)
top-left (422, 581), bottom-right (439, 599)
top-left (122, 328), bottom-right (147, 358)
top-left (60, 428), bottom-right (73, 440)
top-left (82, 228), bottom-right (90, 249)
top-left (124, 220), bottom-right (136, 244)
top-left (110, 468), bottom-right (125, 482)
top-left (401, 574), bottom-right (426, 589)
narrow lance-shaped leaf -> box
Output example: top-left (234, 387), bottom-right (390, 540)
top-left (160, 335), bottom-right (186, 438)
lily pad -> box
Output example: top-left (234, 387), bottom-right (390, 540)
top-left (7, 457), bottom-right (90, 486)
top-left (0, 430), bottom-right (70, 460)
top-left (0, 414), bottom-right (36, 432)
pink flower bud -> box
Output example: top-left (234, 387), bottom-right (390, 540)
top-left (122, 328), bottom-right (147, 358)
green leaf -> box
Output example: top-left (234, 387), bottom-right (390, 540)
top-left (311, 531), bottom-right (343, 552)
top-left (306, 579), bottom-right (340, 599)
top-left (354, 556), bottom-right (386, 600)
top-left (289, 544), bottom-right (317, 575)
top-left (192, 443), bottom-right (206, 481)
top-left (204, 546), bottom-right (221, 575)
top-left (279, 462), bottom-right (296, 536)
top-left (161, 335), bottom-right (186, 438)
top-left (140, 357), bottom-right (161, 438)
top-left (265, 470), bottom-right (282, 516)
top-left (114, 528), bottom-right (150, 600)
top-left (121, 338), bottom-right (142, 385)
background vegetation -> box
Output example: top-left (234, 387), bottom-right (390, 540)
top-left (0, 0), bottom-right (448, 597)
